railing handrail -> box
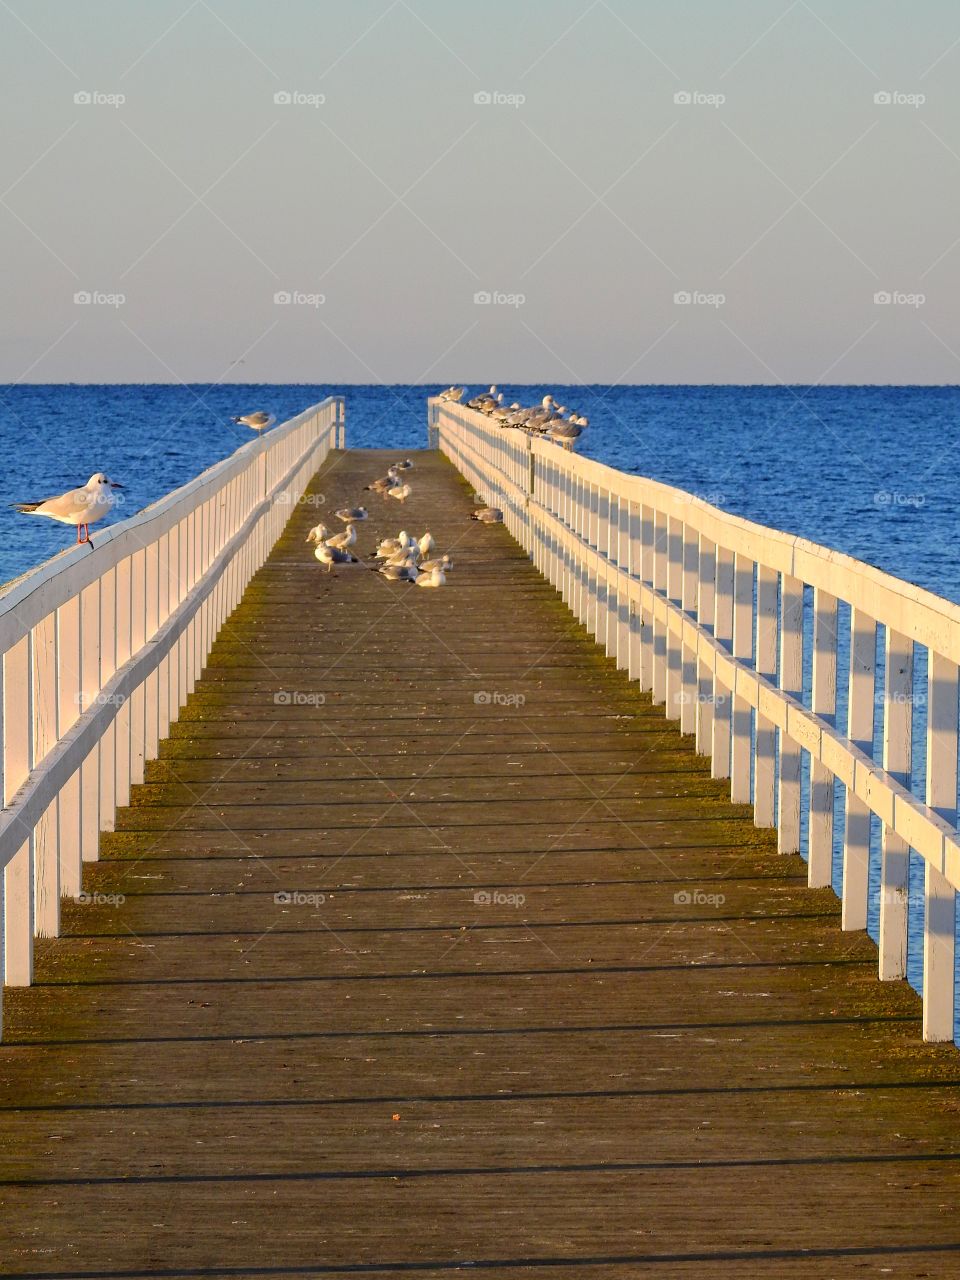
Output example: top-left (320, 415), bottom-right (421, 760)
top-left (432, 394), bottom-right (960, 1045)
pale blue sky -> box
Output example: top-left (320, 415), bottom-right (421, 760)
top-left (3, 0), bottom-right (960, 383)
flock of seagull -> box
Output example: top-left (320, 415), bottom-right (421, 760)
top-left (438, 386), bottom-right (589, 450)
top-left (304, 457), bottom-right (503, 588)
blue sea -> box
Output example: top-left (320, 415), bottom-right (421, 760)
top-left (0, 383), bottom-right (956, 598)
top-left (1, 383), bottom-right (958, 1025)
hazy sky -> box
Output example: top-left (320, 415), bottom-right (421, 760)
top-left (3, 0), bottom-right (960, 384)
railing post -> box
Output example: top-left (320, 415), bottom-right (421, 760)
top-left (665, 515), bottom-right (683, 719)
top-left (809, 590), bottom-right (838, 888)
top-left (679, 523), bottom-right (699, 736)
top-left (730, 553), bottom-right (754, 804)
top-left (923, 652), bottom-right (959, 1041)
top-left (3, 636), bottom-right (34, 985)
top-left (695, 535), bottom-right (716, 755)
top-left (651, 511), bottom-right (668, 706)
top-left (778, 576), bottom-right (803, 854)
top-left (842, 609), bottom-right (875, 930)
top-left (753, 565), bottom-right (778, 827)
top-left (878, 629), bottom-right (911, 979)
top-left (711, 546), bottom-right (734, 779)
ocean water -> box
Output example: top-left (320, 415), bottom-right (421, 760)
top-left (1, 384), bottom-right (956, 600)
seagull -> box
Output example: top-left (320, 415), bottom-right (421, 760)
top-left (13, 472), bottom-right (123, 546)
top-left (365, 469), bottom-right (399, 493)
top-left (334, 506), bottom-right (368, 523)
top-left (305, 522), bottom-right (330, 545)
top-left (374, 530), bottom-right (414, 558)
top-left (470, 506), bottom-right (503, 523)
top-left (314, 544), bottom-right (358, 573)
top-left (380, 562), bottom-right (419, 581)
top-left (439, 386), bottom-right (464, 401)
top-left (415, 566), bottom-right (446, 588)
top-left (418, 531), bottom-right (435, 557)
top-left (387, 483), bottom-right (412, 503)
top-left (324, 523), bottom-right (356, 551)
top-left (548, 422), bottom-right (584, 450)
top-left (394, 459), bottom-right (414, 471)
top-left (420, 553), bottom-right (453, 573)
top-left (233, 411), bottom-right (275, 434)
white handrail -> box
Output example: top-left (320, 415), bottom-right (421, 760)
top-left (0, 396), bottom-right (344, 1034)
top-left (432, 395), bottom-right (960, 1044)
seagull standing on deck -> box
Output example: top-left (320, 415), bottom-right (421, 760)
top-left (232, 411), bottom-right (276, 434)
top-left (13, 472), bottom-right (123, 546)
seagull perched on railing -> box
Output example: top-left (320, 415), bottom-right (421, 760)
top-left (13, 472), bottom-right (123, 546)
top-left (439, 386), bottom-right (465, 401)
top-left (232, 411), bottom-right (275, 434)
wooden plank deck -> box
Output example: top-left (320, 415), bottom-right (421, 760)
top-left (2, 447), bottom-right (960, 1278)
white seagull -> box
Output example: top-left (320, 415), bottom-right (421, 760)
top-left (233, 411), bottom-right (276, 434)
top-left (314, 544), bottom-right (358, 573)
top-left (418, 531), bottom-right (435, 557)
top-left (470, 506), bottom-right (503, 523)
top-left (13, 472), bottom-right (123, 546)
top-left (415, 566), bottom-right (446, 588)
top-left (334, 506), bottom-right (368, 523)
top-left (305, 522), bottom-right (330, 545)
top-left (387, 483), bottom-right (412, 503)
top-left (324, 523), bottom-right (357, 551)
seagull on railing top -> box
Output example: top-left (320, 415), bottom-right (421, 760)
top-left (232, 410), bottom-right (276, 434)
top-left (439, 386), bottom-right (465, 402)
top-left (13, 472), bottom-right (123, 547)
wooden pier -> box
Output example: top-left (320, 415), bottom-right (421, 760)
top-left (2, 442), bottom-right (960, 1276)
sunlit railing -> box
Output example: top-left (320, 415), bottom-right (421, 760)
top-left (432, 395), bottom-right (960, 1043)
top-left (0, 397), bottom-right (344, 1034)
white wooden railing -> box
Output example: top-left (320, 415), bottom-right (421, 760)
top-left (432, 396), bottom-right (960, 1043)
top-left (0, 397), bottom-right (344, 1036)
